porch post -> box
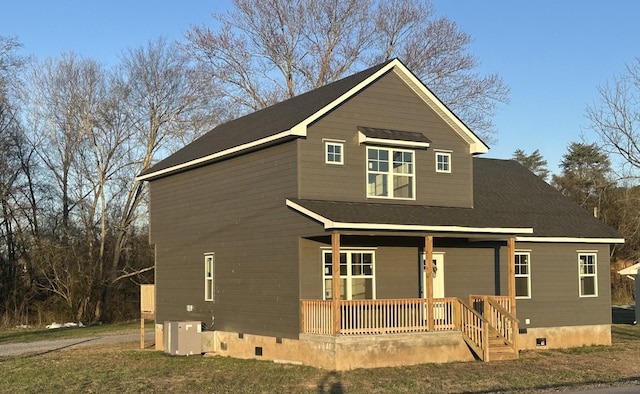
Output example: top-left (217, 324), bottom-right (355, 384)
top-left (331, 231), bottom-right (341, 336)
top-left (425, 235), bottom-right (434, 331)
top-left (507, 237), bottom-right (516, 316)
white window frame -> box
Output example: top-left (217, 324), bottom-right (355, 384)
top-left (435, 151), bottom-right (452, 173)
top-left (366, 146), bottom-right (415, 200)
top-left (514, 251), bottom-right (531, 299)
top-left (578, 252), bottom-right (598, 297)
top-left (322, 249), bottom-right (376, 300)
top-left (205, 253), bottom-right (215, 301)
top-left (324, 140), bottom-right (344, 165)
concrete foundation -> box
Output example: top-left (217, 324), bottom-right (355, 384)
top-left (518, 324), bottom-right (611, 350)
top-left (199, 330), bottom-right (475, 370)
top-left (152, 324), bottom-right (612, 369)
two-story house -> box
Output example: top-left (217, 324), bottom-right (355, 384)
top-left (139, 59), bottom-right (623, 370)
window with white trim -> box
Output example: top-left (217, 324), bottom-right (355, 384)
top-left (435, 151), bottom-right (451, 173)
top-left (205, 253), bottom-right (215, 301)
top-left (325, 141), bottom-right (344, 165)
top-left (323, 250), bottom-right (375, 300)
top-left (578, 252), bottom-right (597, 297)
top-left (367, 147), bottom-right (414, 199)
top-left (515, 251), bottom-right (531, 299)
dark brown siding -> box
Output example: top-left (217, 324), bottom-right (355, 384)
top-left (441, 241), bottom-right (611, 328)
top-left (300, 236), bottom-right (421, 300)
top-left (440, 242), bottom-right (502, 298)
top-left (514, 242), bottom-right (611, 328)
top-left (150, 141), bottom-right (317, 339)
top-left (299, 238), bottom-right (323, 299)
top-left (299, 71), bottom-right (473, 207)
top-left (376, 246), bottom-right (420, 299)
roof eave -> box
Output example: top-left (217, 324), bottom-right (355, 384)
top-left (137, 128), bottom-right (305, 181)
top-left (286, 199), bottom-right (533, 235)
top-left (515, 236), bottom-right (625, 244)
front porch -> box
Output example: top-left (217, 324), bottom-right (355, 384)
top-left (298, 232), bottom-right (520, 362)
top-left (301, 295), bottom-right (518, 362)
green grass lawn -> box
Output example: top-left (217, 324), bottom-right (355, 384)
top-left (0, 324), bottom-right (639, 393)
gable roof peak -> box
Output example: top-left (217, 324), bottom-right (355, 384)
top-left (139, 58), bottom-right (488, 181)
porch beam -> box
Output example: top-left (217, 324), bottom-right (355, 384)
top-left (331, 231), bottom-right (341, 335)
top-left (507, 237), bottom-right (516, 317)
top-left (425, 235), bottom-right (434, 331)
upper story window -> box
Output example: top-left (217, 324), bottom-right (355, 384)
top-left (367, 147), bottom-right (415, 199)
top-left (325, 140), bottom-right (344, 165)
top-left (435, 151), bottom-right (452, 173)
top-left (515, 251), bottom-right (531, 299)
top-left (578, 252), bottom-right (597, 297)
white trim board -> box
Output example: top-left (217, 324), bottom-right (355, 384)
top-left (286, 199), bottom-right (533, 235)
top-left (516, 236), bottom-right (624, 244)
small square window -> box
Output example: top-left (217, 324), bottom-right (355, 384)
top-left (325, 142), bottom-right (344, 165)
top-left (436, 152), bottom-right (451, 173)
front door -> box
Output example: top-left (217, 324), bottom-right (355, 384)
top-left (423, 252), bottom-right (446, 323)
top-left (423, 252), bottom-right (445, 298)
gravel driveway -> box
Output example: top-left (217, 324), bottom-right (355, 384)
top-left (0, 331), bottom-right (154, 357)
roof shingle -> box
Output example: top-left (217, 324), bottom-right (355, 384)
top-left (287, 158), bottom-right (622, 240)
top-left (141, 60), bottom-right (394, 177)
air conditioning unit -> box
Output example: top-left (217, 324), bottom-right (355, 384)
top-left (163, 321), bottom-right (202, 356)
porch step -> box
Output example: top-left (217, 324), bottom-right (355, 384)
top-left (489, 344), bottom-right (518, 361)
top-left (487, 332), bottom-right (518, 361)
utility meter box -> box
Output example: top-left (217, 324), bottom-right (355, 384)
top-left (163, 321), bottom-right (202, 356)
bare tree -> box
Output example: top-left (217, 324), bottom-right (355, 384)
top-left (109, 37), bottom-right (219, 288)
top-left (12, 38), bottom-right (218, 323)
top-left (586, 57), bottom-right (640, 272)
top-left (184, 0), bottom-right (508, 141)
top-left (587, 57), bottom-right (640, 178)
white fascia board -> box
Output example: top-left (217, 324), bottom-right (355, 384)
top-left (290, 62), bottom-right (402, 136)
top-left (329, 222), bottom-right (532, 234)
top-left (516, 236), bottom-right (625, 244)
top-left (137, 129), bottom-right (302, 181)
top-left (286, 199), bottom-right (533, 234)
top-left (391, 63), bottom-right (489, 155)
top-left (286, 199), bottom-right (334, 228)
top-left (618, 262), bottom-right (640, 275)
top-left (357, 131), bottom-right (430, 149)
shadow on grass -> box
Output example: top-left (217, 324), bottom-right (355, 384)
top-left (317, 371), bottom-right (344, 394)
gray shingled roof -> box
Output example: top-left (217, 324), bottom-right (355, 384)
top-left (288, 158), bottom-right (622, 239)
top-left (141, 60), bottom-right (394, 177)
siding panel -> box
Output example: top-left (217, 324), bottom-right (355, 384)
top-left (299, 71), bottom-right (473, 207)
top-left (150, 141), bottom-right (318, 339)
top-left (514, 243), bottom-right (611, 328)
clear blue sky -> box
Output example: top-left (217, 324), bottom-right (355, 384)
top-left (2, 1), bottom-right (639, 174)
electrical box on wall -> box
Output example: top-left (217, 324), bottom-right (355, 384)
top-left (163, 321), bottom-right (202, 356)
